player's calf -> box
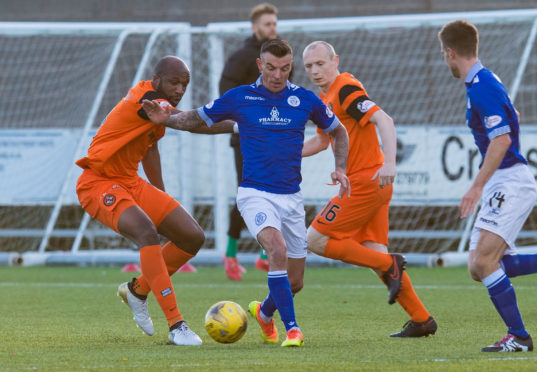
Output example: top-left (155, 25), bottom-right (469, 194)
top-left (382, 253), bottom-right (407, 304)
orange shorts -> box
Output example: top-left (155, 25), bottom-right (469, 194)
top-left (310, 167), bottom-right (392, 244)
top-left (76, 169), bottom-right (179, 233)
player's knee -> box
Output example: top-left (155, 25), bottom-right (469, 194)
top-left (306, 227), bottom-right (327, 256)
top-left (136, 224), bottom-right (160, 248)
top-left (468, 254), bottom-right (487, 281)
top-left (290, 279), bottom-right (303, 294)
top-left (189, 225), bottom-right (205, 251)
top-left (175, 226), bottom-right (205, 255)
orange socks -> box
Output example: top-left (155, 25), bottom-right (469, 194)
top-left (395, 272), bottom-right (430, 322)
top-left (377, 271), bottom-right (430, 322)
top-left (133, 242), bottom-right (195, 296)
top-left (161, 241), bottom-right (195, 275)
top-left (138, 244), bottom-right (183, 327)
top-left (324, 238), bottom-right (393, 271)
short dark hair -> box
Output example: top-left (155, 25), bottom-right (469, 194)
top-left (250, 3), bottom-right (278, 24)
top-left (260, 39), bottom-right (293, 58)
top-left (438, 20), bottom-right (479, 58)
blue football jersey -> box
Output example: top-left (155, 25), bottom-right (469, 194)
top-left (465, 61), bottom-right (527, 169)
top-left (198, 76), bottom-right (340, 194)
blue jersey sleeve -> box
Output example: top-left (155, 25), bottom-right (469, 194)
top-left (197, 90), bottom-right (237, 127)
top-left (309, 92), bottom-right (340, 133)
top-left (470, 82), bottom-right (512, 140)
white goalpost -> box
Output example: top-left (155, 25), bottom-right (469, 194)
top-left (1, 9), bottom-right (537, 267)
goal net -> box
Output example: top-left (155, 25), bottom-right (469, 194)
top-left (1, 9), bottom-right (536, 265)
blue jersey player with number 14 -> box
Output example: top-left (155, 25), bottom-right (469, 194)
top-left (142, 39), bottom-right (350, 347)
top-left (439, 20), bottom-right (537, 352)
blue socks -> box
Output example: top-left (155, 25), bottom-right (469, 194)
top-left (482, 269), bottom-right (528, 338)
top-left (500, 254), bottom-right (537, 278)
top-left (262, 270), bottom-right (298, 331)
top-left (260, 293), bottom-right (277, 320)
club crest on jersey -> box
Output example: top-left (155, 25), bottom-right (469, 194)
top-left (357, 100), bottom-right (376, 113)
top-left (103, 193), bottom-right (116, 206)
top-left (255, 212), bottom-right (267, 226)
top-left (259, 106), bottom-right (291, 125)
top-left (205, 100), bottom-right (214, 109)
top-left (287, 95), bottom-right (300, 107)
top-left (484, 115), bottom-right (502, 129)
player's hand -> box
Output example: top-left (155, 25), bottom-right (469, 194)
top-left (459, 185), bottom-right (482, 219)
top-left (371, 162), bottom-right (396, 188)
top-left (331, 168), bottom-right (351, 199)
top-left (142, 99), bottom-right (171, 125)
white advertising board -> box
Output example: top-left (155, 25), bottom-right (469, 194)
top-left (0, 126), bottom-right (536, 206)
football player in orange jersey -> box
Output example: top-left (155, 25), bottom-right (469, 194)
top-left (302, 41), bottom-right (437, 337)
top-left (76, 56), bottom-right (235, 346)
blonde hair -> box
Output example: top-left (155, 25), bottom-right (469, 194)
top-left (250, 3), bottom-right (278, 24)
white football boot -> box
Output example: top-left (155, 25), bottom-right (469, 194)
top-left (117, 281), bottom-right (154, 336)
top-left (168, 321), bottom-right (203, 346)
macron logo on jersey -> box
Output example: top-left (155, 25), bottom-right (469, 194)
top-left (259, 106), bottom-right (292, 126)
top-left (484, 115), bottom-right (502, 129)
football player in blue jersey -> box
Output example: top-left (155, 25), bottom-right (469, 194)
top-left (439, 20), bottom-right (537, 352)
top-left (142, 38), bottom-right (350, 347)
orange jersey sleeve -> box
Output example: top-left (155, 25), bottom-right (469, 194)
top-left (76, 81), bottom-right (172, 184)
top-left (318, 73), bottom-right (384, 175)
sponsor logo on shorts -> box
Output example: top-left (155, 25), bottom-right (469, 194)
top-left (287, 95), bottom-right (300, 107)
top-left (357, 100), bottom-right (376, 113)
top-left (255, 212), bottom-right (267, 226)
top-left (161, 287), bottom-right (172, 297)
top-left (479, 217), bottom-right (498, 226)
top-left (103, 194), bottom-right (116, 206)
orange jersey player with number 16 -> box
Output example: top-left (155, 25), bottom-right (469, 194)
top-left (302, 41), bottom-right (437, 338)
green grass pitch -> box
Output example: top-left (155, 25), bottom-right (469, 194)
top-left (1, 265), bottom-right (537, 371)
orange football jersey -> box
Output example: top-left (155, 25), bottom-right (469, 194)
top-left (318, 72), bottom-right (384, 175)
top-left (76, 81), bottom-right (172, 186)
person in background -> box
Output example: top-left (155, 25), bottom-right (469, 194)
top-left (218, 2), bottom-right (279, 280)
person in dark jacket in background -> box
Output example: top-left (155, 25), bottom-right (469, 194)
top-left (219, 3), bottom-right (279, 280)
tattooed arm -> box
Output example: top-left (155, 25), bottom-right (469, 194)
top-left (328, 123), bottom-right (351, 198)
top-left (142, 100), bottom-right (235, 134)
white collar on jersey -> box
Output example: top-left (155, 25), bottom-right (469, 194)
top-left (465, 60), bottom-right (484, 84)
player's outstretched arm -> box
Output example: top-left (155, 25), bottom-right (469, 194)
top-left (329, 124), bottom-right (351, 199)
top-left (302, 132), bottom-right (330, 157)
top-left (370, 110), bottom-right (396, 187)
top-left (142, 99), bottom-right (234, 134)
